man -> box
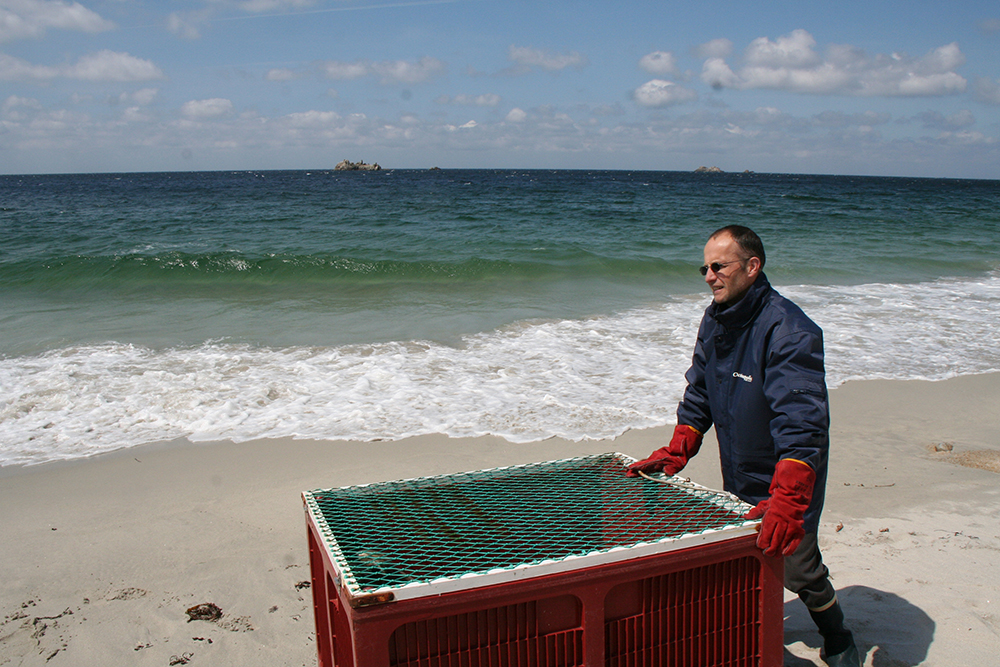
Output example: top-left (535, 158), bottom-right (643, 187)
top-left (628, 225), bottom-right (861, 667)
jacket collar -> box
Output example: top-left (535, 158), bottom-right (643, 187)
top-left (708, 272), bottom-right (771, 330)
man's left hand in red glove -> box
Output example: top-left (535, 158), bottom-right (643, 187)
top-left (745, 458), bottom-right (816, 557)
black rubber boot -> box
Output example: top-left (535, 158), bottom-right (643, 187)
top-left (823, 641), bottom-right (862, 666)
top-left (809, 600), bottom-right (862, 666)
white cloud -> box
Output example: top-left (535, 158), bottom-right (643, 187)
top-left (811, 110), bottom-right (890, 128)
top-left (0, 0), bottom-right (115, 43)
top-left (694, 38), bottom-right (733, 59)
top-left (701, 57), bottom-right (740, 91)
top-left (237, 0), bottom-right (317, 12)
top-left (701, 30), bottom-right (968, 97)
top-left (320, 57), bottom-right (444, 84)
top-left (0, 52), bottom-right (57, 80)
top-left (133, 88), bottom-right (158, 105)
top-left (180, 98), bottom-right (234, 119)
top-left (321, 60), bottom-right (369, 80)
top-left (438, 93), bottom-right (501, 107)
top-left (737, 62), bottom-right (853, 94)
top-left (915, 109), bottom-right (976, 129)
top-left (122, 106), bottom-right (151, 123)
top-left (633, 79), bottom-right (697, 107)
top-left (745, 29), bottom-right (821, 69)
top-left (639, 51), bottom-right (679, 76)
top-left (505, 107), bottom-right (527, 123)
top-left (978, 18), bottom-right (1000, 34)
top-left (266, 68), bottom-right (301, 82)
top-left (118, 88), bottom-right (158, 106)
top-left (592, 103), bottom-right (624, 117)
top-left (2, 94), bottom-right (42, 120)
top-left (167, 12), bottom-right (206, 40)
top-left (506, 45), bottom-right (586, 73)
top-left (946, 109), bottom-right (976, 127)
top-left (372, 56), bottom-right (445, 84)
top-left (66, 50), bottom-right (164, 82)
top-left (282, 110), bottom-right (340, 127)
top-left (859, 45), bottom-right (966, 96)
top-left (974, 77), bottom-right (1000, 105)
top-left (750, 106), bottom-right (785, 124)
top-left (933, 130), bottom-right (996, 147)
top-left (0, 50), bottom-right (164, 83)
top-left (3, 93), bottom-right (39, 109)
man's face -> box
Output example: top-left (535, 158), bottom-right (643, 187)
top-left (702, 233), bottom-right (761, 307)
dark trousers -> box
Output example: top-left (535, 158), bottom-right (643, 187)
top-left (784, 531), bottom-right (837, 611)
top-left (784, 532), bottom-right (858, 658)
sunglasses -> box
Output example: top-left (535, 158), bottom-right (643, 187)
top-left (699, 260), bottom-right (743, 276)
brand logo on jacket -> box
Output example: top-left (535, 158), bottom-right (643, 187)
top-left (733, 372), bottom-right (753, 383)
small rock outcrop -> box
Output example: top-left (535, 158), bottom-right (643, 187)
top-left (335, 159), bottom-right (381, 171)
top-left (694, 166), bottom-right (724, 173)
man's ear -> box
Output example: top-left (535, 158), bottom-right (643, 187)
top-left (746, 256), bottom-right (762, 277)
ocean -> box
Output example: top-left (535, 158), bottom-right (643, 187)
top-left (2, 169), bottom-right (998, 468)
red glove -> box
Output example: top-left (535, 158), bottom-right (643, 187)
top-left (626, 425), bottom-right (703, 477)
top-left (745, 458), bottom-right (816, 557)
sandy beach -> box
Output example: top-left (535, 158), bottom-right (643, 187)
top-left (1, 373), bottom-right (998, 666)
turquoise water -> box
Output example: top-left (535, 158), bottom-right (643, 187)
top-left (2, 170), bottom-right (999, 466)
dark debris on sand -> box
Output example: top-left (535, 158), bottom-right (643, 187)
top-left (185, 603), bottom-right (222, 623)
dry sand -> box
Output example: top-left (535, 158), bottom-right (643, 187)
top-left (1, 374), bottom-right (998, 666)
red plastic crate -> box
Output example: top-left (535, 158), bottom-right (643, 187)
top-left (303, 453), bottom-right (783, 667)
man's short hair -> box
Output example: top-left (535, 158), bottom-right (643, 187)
top-left (711, 225), bottom-right (766, 269)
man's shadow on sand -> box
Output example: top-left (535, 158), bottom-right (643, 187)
top-left (782, 585), bottom-right (934, 667)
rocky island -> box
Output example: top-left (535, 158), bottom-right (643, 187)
top-left (335, 159), bottom-right (381, 171)
top-left (694, 166), bottom-right (756, 174)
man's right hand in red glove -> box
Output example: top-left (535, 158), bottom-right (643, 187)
top-left (626, 424), bottom-right (703, 477)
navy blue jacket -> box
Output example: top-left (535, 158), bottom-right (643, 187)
top-left (676, 273), bottom-right (829, 531)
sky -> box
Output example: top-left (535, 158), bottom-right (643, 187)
top-left (1, 0), bottom-right (999, 178)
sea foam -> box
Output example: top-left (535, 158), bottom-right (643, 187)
top-left (2, 275), bottom-right (999, 467)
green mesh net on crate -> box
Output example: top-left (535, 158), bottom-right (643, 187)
top-left (303, 452), bottom-right (754, 595)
